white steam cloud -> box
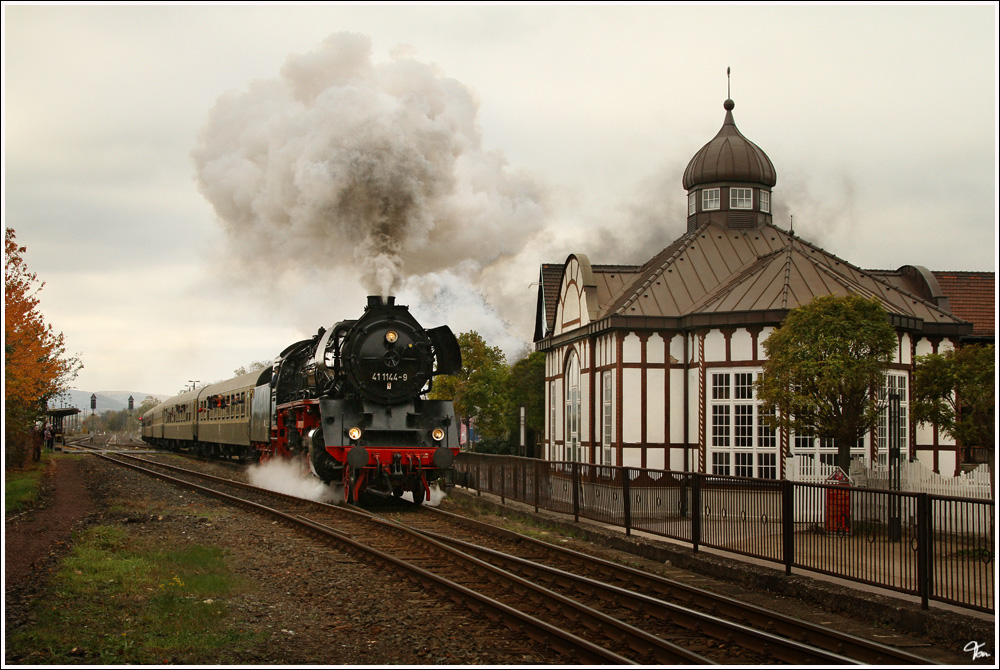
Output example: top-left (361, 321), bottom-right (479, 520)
top-left (247, 458), bottom-right (343, 504)
top-left (192, 32), bottom-right (547, 305)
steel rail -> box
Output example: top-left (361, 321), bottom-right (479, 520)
top-left (398, 521), bottom-right (860, 666)
top-left (99, 453), bottom-right (711, 664)
top-left (340, 515), bottom-right (714, 665)
top-left (91, 453), bottom-right (637, 665)
top-left (98, 452), bottom-right (931, 665)
top-left (420, 506), bottom-right (940, 665)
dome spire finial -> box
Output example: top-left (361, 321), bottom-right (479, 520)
top-left (724, 67), bottom-right (734, 112)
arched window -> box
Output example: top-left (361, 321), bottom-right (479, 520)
top-left (564, 350), bottom-right (582, 463)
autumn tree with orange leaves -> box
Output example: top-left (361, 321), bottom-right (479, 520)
top-left (5, 228), bottom-right (82, 467)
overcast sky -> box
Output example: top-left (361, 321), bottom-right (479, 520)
top-left (5, 3), bottom-right (997, 401)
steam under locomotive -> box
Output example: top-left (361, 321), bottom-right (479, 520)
top-left (141, 296), bottom-right (463, 503)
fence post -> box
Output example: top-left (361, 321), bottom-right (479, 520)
top-left (782, 479), bottom-right (794, 575)
top-left (692, 473), bottom-right (701, 553)
top-left (622, 467), bottom-right (632, 536)
top-left (572, 461), bottom-right (580, 523)
top-left (534, 459), bottom-right (540, 513)
top-left (499, 459), bottom-right (505, 505)
top-left (917, 492), bottom-right (930, 610)
top-left (476, 457), bottom-right (481, 497)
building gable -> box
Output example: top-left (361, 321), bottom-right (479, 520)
top-left (553, 255), bottom-right (599, 336)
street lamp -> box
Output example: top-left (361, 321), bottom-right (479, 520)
top-left (888, 391), bottom-right (902, 541)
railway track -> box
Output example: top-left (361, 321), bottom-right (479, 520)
top-left (81, 450), bottom-right (940, 665)
top-left (395, 507), bottom-right (938, 665)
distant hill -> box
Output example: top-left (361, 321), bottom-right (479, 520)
top-left (47, 389), bottom-right (168, 414)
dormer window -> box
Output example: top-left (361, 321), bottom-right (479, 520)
top-left (703, 188), bottom-right (720, 211)
top-left (688, 192), bottom-right (697, 215)
top-left (760, 190), bottom-right (770, 213)
top-left (731, 187), bottom-right (752, 210)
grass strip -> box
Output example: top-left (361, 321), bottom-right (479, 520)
top-left (7, 524), bottom-right (265, 664)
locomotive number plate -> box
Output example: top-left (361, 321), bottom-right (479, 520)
top-left (372, 372), bottom-right (408, 382)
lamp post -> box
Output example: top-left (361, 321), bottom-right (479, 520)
top-left (888, 391), bottom-right (902, 541)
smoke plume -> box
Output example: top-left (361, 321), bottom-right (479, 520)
top-left (192, 32), bottom-right (547, 301)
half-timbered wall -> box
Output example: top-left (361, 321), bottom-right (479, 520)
top-left (541, 263), bottom-right (962, 477)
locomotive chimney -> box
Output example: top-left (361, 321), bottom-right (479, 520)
top-left (367, 295), bottom-right (396, 308)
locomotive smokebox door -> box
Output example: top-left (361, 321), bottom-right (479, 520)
top-left (344, 300), bottom-right (433, 404)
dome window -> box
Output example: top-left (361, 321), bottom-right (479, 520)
top-left (703, 188), bottom-right (720, 211)
top-left (731, 187), bottom-right (752, 210)
top-left (688, 192), bottom-right (697, 215)
top-left (760, 190), bottom-right (770, 213)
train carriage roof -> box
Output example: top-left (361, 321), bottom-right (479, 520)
top-left (200, 368), bottom-right (272, 398)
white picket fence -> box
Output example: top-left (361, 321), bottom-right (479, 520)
top-left (785, 455), bottom-right (994, 500)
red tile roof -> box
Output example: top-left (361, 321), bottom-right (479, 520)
top-left (933, 271), bottom-right (995, 337)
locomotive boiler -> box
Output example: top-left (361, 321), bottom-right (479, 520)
top-left (141, 296), bottom-right (463, 504)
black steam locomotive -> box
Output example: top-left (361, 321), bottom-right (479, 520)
top-left (141, 296), bottom-right (463, 503)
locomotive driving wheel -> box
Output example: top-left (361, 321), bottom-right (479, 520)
top-left (343, 467), bottom-right (354, 504)
top-left (410, 479), bottom-right (425, 505)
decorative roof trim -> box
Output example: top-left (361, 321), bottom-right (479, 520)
top-left (534, 308), bottom-right (971, 353)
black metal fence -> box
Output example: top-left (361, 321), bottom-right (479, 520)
top-left (452, 453), bottom-right (994, 614)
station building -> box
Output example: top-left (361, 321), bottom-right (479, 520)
top-left (533, 98), bottom-right (994, 479)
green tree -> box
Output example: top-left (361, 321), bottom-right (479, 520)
top-left (5, 228), bottom-right (82, 467)
top-left (233, 360), bottom-right (271, 376)
top-left (911, 344), bottom-right (995, 450)
top-left (506, 350), bottom-right (546, 456)
top-left (756, 294), bottom-right (898, 473)
top-left (429, 331), bottom-right (510, 447)
top-left (136, 395), bottom-right (161, 415)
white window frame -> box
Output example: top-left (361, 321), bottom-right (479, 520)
top-left (877, 373), bottom-right (909, 466)
top-left (730, 187), bottom-right (753, 210)
top-left (549, 381), bottom-right (557, 461)
top-left (759, 190), bottom-right (770, 213)
top-left (602, 370), bottom-right (613, 465)
top-left (712, 451), bottom-right (731, 476)
top-left (702, 188), bottom-right (720, 211)
top-left (688, 192), bottom-right (697, 216)
top-left (708, 368), bottom-right (779, 479)
top-left (565, 351), bottom-right (582, 463)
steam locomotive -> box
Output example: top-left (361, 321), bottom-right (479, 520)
top-left (141, 296), bottom-right (463, 503)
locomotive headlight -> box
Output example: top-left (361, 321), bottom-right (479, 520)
top-left (348, 426), bottom-right (362, 441)
top-left (431, 428), bottom-right (446, 442)
top-left (385, 330), bottom-right (398, 344)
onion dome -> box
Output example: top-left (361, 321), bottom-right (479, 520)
top-left (683, 99), bottom-right (776, 190)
